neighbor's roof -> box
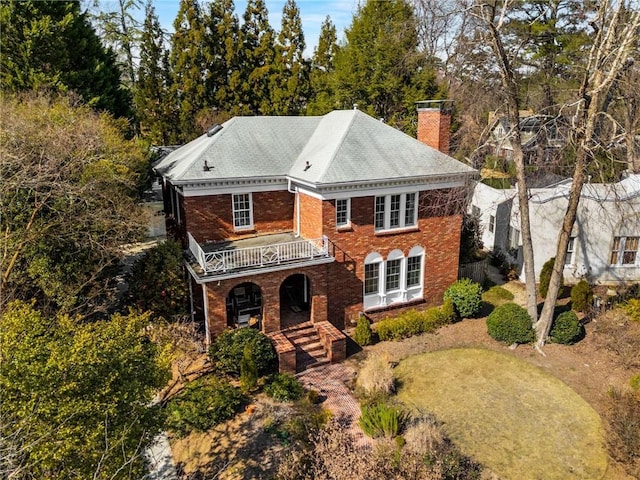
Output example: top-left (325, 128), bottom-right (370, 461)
top-left (155, 109), bottom-right (475, 186)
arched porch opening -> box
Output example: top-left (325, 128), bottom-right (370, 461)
top-left (225, 282), bottom-right (262, 329)
top-left (279, 273), bottom-right (311, 329)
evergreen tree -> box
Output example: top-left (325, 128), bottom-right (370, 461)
top-left (203, 0), bottom-right (241, 114)
top-left (270, 0), bottom-right (309, 114)
top-left (0, 0), bottom-right (132, 119)
top-left (332, 0), bottom-right (440, 132)
top-left (238, 0), bottom-right (275, 114)
top-left (136, 0), bottom-right (169, 144)
top-left (170, 0), bottom-right (207, 141)
top-left (308, 15), bottom-right (338, 115)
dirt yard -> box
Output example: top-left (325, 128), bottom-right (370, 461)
top-left (171, 281), bottom-right (640, 479)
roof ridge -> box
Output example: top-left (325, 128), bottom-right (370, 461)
top-left (314, 110), bottom-right (359, 183)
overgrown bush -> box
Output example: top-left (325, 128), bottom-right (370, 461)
top-left (486, 303), bottom-right (535, 344)
top-left (375, 307), bottom-right (445, 341)
top-left (444, 279), bottom-right (483, 318)
top-left (571, 280), bottom-right (593, 312)
top-left (622, 298), bottom-right (640, 323)
top-left (482, 285), bottom-right (514, 306)
top-left (356, 354), bottom-right (395, 399)
top-left (354, 315), bottom-right (373, 346)
top-left (265, 373), bottom-right (304, 402)
top-left (359, 403), bottom-right (408, 439)
top-left (550, 311), bottom-right (583, 345)
top-left (240, 342), bottom-right (258, 392)
top-left (166, 376), bottom-right (245, 437)
top-left (539, 257), bottom-right (563, 298)
top-left (209, 328), bottom-right (276, 377)
top-left (126, 240), bottom-right (188, 318)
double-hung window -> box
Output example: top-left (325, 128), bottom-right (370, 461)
top-left (385, 259), bottom-right (402, 291)
top-left (565, 237), bottom-right (576, 266)
top-left (232, 193), bottom-right (253, 230)
top-left (610, 236), bottom-right (639, 266)
top-left (406, 255), bottom-right (422, 288)
top-left (489, 215), bottom-right (495, 233)
top-left (336, 198), bottom-right (350, 228)
top-left (364, 263), bottom-right (380, 295)
top-left (374, 193), bottom-right (418, 231)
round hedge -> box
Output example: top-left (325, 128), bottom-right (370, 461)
top-left (550, 311), bottom-right (583, 345)
top-left (444, 279), bottom-right (483, 318)
top-left (486, 303), bottom-right (535, 344)
top-left (209, 328), bottom-right (277, 377)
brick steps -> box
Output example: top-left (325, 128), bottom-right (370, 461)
top-left (283, 322), bottom-right (330, 372)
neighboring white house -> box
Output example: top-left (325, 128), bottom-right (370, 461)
top-left (471, 174), bottom-right (640, 285)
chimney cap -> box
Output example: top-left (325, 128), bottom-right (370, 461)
top-left (416, 100), bottom-right (453, 113)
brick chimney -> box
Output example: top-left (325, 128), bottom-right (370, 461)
top-left (416, 100), bottom-right (453, 155)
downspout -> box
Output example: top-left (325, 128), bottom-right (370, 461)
top-left (202, 284), bottom-right (211, 348)
top-left (288, 178), bottom-right (300, 238)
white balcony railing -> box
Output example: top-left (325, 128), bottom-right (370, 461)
top-left (188, 233), bottom-right (332, 276)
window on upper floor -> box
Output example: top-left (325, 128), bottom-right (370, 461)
top-left (374, 193), bottom-right (418, 232)
top-left (610, 236), bottom-right (639, 266)
top-left (565, 237), bottom-right (576, 266)
top-left (489, 214), bottom-right (495, 233)
top-left (336, 198), bottom-right (350, 228)
top-left (232, 193), bottom-right (253, 231)
top-left (508, 226), bottom-right (520, 251)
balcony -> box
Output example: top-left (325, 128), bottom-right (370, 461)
top-left (187, 232), bottom-right (335, 280)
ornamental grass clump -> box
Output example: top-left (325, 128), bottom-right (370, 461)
top-left (550, 311), bottom-right (584, 345)
top-left (444, 279), bottom-right (483, 318)
top-left (359, 402), bottom-right (408, 439)
top-left (486, 303), bottom-right (535, 344)
top-left (356, 354), bottom-right (395, 399)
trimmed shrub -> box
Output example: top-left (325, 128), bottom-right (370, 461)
top-left (354, 315), bottom-right (373, 346)
top-left (359, 403), bottom-right (408, 439)
top-left (622, 299), bottom-right (640, 323)
top-left (539, 257), bottom-right (564, 298)
top-left (375, 308), bottom-right (445, 341)
top-left (356, 354), bottom-right (395, 398)
top-left (486, 303), bottom-right (535, 344)
top-left (240, 342), bottom-right (258, 392)
top-left (265, 373), bottom-right (304, 402)
top-left (444, 279), bottom-right (483, 318)
top-left (440, 298), bottom-right (458, 324)
top-left (571, 280), bottom-right (593, 312)
top-left (166, 376), bottom-right (245, 437)
top-left (209, 328), bottom-right (276, 377)
top-left (550, 311), bottom-right (583, 344)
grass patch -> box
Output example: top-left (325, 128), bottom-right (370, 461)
top-left (481, 285), bottom-right (514, 305)
top-left (395, 348), bottom-right (607, 480)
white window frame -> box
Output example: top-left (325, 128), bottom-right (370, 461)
top-left (565, 237), bottom-right (576, 266)
top-left (489, 214), bottom-right (495, 234)
top-left (336, 198), bottom-right (350, 228)
top-left (232, 193), bottom-right (253, 231)
top-left (363, 247), bottom-right (424, 309)
top-left (610, 236), bottom-right (639, 266)
top-left (374, 193), bottom-right (418, 232)
top-left (508, 226), bottom-right (520, 250)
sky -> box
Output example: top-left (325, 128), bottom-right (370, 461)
top-left (97, 1), bottom-right (360, 57)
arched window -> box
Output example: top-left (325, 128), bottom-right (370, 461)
top-left (364, 252), bottom-right (383, 297)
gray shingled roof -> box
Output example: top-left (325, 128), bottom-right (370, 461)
top-left (154, 109), bottom-right (475, 185)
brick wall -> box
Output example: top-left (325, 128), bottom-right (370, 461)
top-left (417, 107), bottom-right (451, 155)
top-left (323, 193), bottom-right (462, 329)
top-left (298, 192), bottom-right (323, 239)
top-left (203, 263), bottom-right (329, 339)
top-left (184, 190), bottom-right (294, 243)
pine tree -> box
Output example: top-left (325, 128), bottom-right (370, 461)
top-left (307, 15), bottom-right (338, 115)
top-left (170, 0), bottom-right (207, 141)
top-left (238, 0), bottom-right (275, 114)
top-left (270, 0), bottom-right (309, 115)
top-left (203, 0), bottom-right (241, 114)
top-left (0, 0), bottom-right (132, 119)
top-left (135, 1), bottom-right (168, 144)
top-left (332, 0), bottom-right (439, 132)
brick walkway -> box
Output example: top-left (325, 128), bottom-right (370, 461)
top-left (296, 363), bottom-right (373, 448)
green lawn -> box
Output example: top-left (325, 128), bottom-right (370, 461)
top-left (395, 348), bottom-right (607, 480)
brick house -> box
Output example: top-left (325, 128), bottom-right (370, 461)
top-left (155, 101), bottom-right (476, 372)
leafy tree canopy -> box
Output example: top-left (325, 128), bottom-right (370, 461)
top-left (0, 93), bottom-right (148, 314)
top-left (0, 0), bottom-right (132, 119)
top-left (0, 300), bottom-right (169, 479)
